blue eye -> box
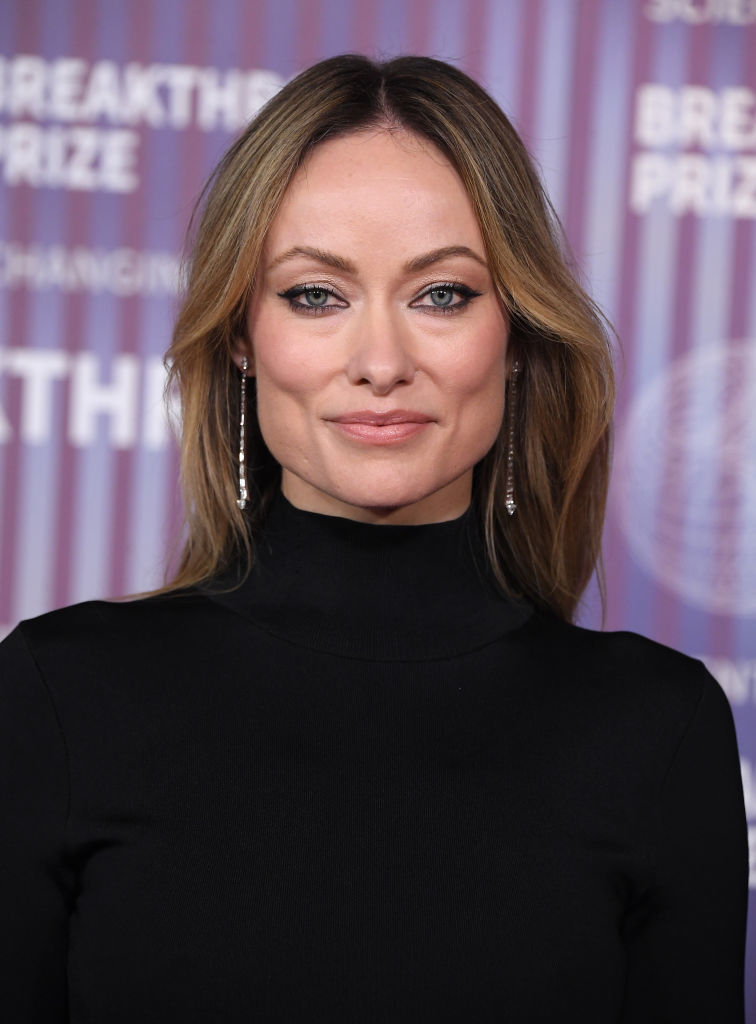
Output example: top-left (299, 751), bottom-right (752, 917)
top-left (304, 287), bottom-right (329, 307)
top-left (429, 287), bottom-right (454, 307)
top-left (412, 282), bottom-right (482, 314)
top-left (277, 284), bottom-right (347, 314)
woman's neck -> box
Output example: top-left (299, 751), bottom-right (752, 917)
top-left (203, 490), bottom-right (532, 661)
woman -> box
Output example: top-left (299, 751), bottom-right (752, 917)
top-left (1, 55), bottom-right (748, 1022)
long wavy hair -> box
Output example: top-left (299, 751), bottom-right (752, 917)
top-left (165, 54), bottom-right (614, 622)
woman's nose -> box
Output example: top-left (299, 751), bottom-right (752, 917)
top-left (345, 306), bottom-right (416, 394)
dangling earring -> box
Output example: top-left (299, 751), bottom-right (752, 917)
top-left (237, 356), bottom-right (249, 511)
top-left (505, 360), bottom-right (520, 516)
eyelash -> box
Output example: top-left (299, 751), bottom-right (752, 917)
top-left (277, 284), bottom-right (346, 316)
top-left (276, 282), bottom-right (482, 316)
top-left (413, 282), bottom-right (482, 315)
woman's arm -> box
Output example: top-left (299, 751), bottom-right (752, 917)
top-left (620, 669), bottom-right (748, 1022)
top-left (0, 627), bottom-right (71, 1021)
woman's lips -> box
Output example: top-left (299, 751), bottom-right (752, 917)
top-left (327, 410), bottom-right (433, 445)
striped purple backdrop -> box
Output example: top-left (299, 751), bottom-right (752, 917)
top-left (1, 0), bottom-right (755, 1013)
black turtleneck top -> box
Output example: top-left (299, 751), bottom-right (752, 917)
top-left (0, 494), bottom-right (748, 1022)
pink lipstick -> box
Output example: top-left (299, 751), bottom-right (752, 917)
top-left (328, 410), bottom-right (433, 445)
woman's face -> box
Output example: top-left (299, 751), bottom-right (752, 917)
top-left (243, 128), bottom-right (509, 524)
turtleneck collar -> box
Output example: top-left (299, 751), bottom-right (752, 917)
top-left (202, 490), bottom-right (532, 662)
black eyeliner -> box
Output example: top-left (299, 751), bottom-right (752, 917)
top-left (413, 281), bottom-right (483, 313)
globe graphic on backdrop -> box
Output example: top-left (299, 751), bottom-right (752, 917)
top-left (614, 341), bottom-right (756, 617)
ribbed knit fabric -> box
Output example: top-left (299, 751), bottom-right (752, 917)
top-left (0, 493), bottom-right (748, 1022)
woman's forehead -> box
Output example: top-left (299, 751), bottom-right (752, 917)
top-left (261, 129), bottom-right (482, 266)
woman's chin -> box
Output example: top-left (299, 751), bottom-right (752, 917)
top-left (281, 473), bottom-right (472, 525)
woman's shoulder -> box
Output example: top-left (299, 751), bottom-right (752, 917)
top-left (525, 608), bottom-right (710, 675)
top-left (0, 588), bottom-right (238, 737)
top-left (519, 610), bottom-right (729, 729)
top-left (513, 614), bottom-right (741, 806)
top-left (2, 587), bottom-right (217, 670)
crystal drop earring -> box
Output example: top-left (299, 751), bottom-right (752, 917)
top-left (237, 356), bottom-right (249, 511)
top-left (504, 360), bottom-right (520, 516)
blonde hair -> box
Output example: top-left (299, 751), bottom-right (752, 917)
top-left (166, 54), bottom-right (614, 622)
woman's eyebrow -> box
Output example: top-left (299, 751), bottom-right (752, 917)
top-left (268, 246), bottom-right (356, 272)
top-left (403, 246), bottom-right (487, 272)
top-left (267, 244), bottom-right (487, 275)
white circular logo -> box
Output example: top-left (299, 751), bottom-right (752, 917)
top-left (614, 341), bottom-right (756, 616)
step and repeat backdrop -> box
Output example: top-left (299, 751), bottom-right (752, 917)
top-left (1, 0), bottom-right (755, 1011)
